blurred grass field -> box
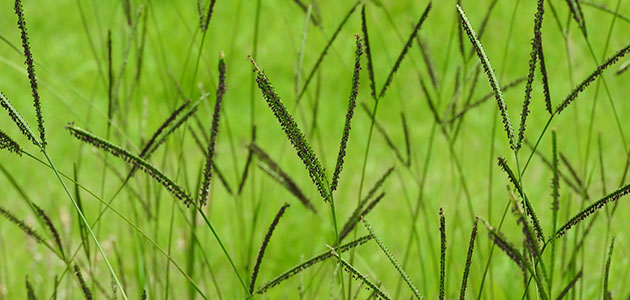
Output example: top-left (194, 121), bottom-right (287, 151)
top-left (1, 0), bottom-right (630, 299)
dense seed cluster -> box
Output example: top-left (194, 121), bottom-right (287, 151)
top-left (73, 265), bottom-right (92, 300)
top-left (556, 43), bottom-right (630, 114)
top-left (249, 203), bottom-right (290, 294)
top-left (555, 184), bottom-right (630, 238)
top-left (0, 130), bottom-right (22, 155)
top-left (457, 5), bottom-right (516, 150)
top-left (0, 92), bottom-right (40, 147)
top-left (14, 0), bottom-right (45, 148)
top-left (250, 58), bottom-right (330, 202)
top-left (363, 218), bottom-right (422, 299)
top-left (199, 54), bottom-right (227, 206)
top-left (439, 208), bottom-right (446, 300)
top-left (33, 203), bottom-right (65, 258)
top-left (255, 235), bottom-right (373, 294)
top-left (517, 0), bottom-right (546, 151)
top-left (0, 205), bottom-right (44, 244)
top-left (249, 142), bottom-right (317, 213)
top-left (481, 218), bottom-right (527, 272)
top-left (458, 217), bottom-right (478, 300)
top-left (361, 5), bottom-right (377, 100)
top-left (198, 0), bottom-right (217, 32)
top-left (66, 124), bottom-right (194, 206)
top-left (379, 2), bottom-right (432, 100)
top-left (331, 35), bottom-right (362, 192)
top-left (333, 251), bottom-right (392, 300)
top-left (339, 192), bottom-right (385, 243)
top-left (497, 156), bottom-right (545, 241)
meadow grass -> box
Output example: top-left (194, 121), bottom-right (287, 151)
top-left (1, 0), bottom-right (630, 299)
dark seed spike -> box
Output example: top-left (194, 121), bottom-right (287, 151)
top-left (189, 126), bottom-right (234, 195)
top-left (0, 92), bottom-right (40, 147)
top-left (537, 32), bottom-right (552, 114)
top-left (250, 57), bottom-right (329, 202)
top-left (139, 100), bottom-right (190, 159)
top-left (439, 208), bottom-right (446, 300)
top-left (401, 112), bottom-right (411, 167)
top-left (497, 157), bottom-right (545, 241)
top-left (339, 192), bottom-right (385, 243)
top-left (199, 53), bottom-right (227, 206)
top-left (517, 0), bottom-right (545, 151)
top-left (555, 271), bottom-right (582, 300)
top-left (249, 203), bottom-right (290, 294)
top-left (458, 217), bottom-right (478, 300)
top-left (66, 124), bottom-right (194, 206)
top-left (330, 249), bottom-right (392, 300)
top-left (361, 4), bottom-right (377, 100)
top-left (249, 143), bottom-right (317, 213)
top-left (556, 43), bottom-right (630, 114)
top-left (331, 35), bottom-right (362, 192)
top-left (480, 218), bottom-right (527, 272)
top-left (14, 0), bottom-right (45, 148)
top-left (457, 4), bottom-right (516, 150)
top-left (200, 0), bottom-right (217, 32)
top-left (73, 264), bottom-right (92, 300)
top-left (555, 184), bottom-right (630, 239)
top-left (566, 0), bottom-right (587, 36)
top-left (0, 129), bottom-right (22, 155)
top-left (379, 2), bottom-right (432, 99)
top-left (0, 205), bottom-right (45, 245)
top-left (32, 203), bottom-right (65, 259)
top-left (255, 235), bottom-right (373, 295)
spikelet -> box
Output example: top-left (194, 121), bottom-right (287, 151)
top-left (198, 0), bottom-right (217, 32)
top-left (0, 205), bottom-right (45, 244)
top-left (556, 271), bottom-right (582, 300)
top-left (339, 192), bottom-right (385, 243)
top-left (199, 53), bottom-right (227, 206)
top-left (480, 218), bottom-right (527, 272)
top-left (439, 208), bottom-right (446, 300)
top-left (551, 130), bottom-right (560, 211)
top-left (249, 143), bottom-right (317, 212)
top-left (250, 57), bottom-right (330, 202)
top-left (363, 218), bottom-right (421, 299)
top-left (0, 92), bottom-right (40, 147)
top-left (139, 100), bottom-right (190, 159)
top-left (497, 156), bottom-right (545, 241)
top-left (556, 43), bottom-right (630, 114)
top-left (32, 203), bottom-right (65, 259)
top-left (379, 2), bottom-right (432, 99)
top-left (458, 5), bottom-right (516, 150)
top-left (14, 0), bottom-right (45, 148)
top-left (73, 264), bottom-right (92, 300)
top-left (361, 4), bottom-right (377, 100)
top-left (537, 32), bottom-right (552, 114)
top-left (517, 0), bottom-right (545, 150)
top-left (458, 217), bottom-right (478, 300)
top-left (66, 124), bottom-right (194, 206)
top-left (249, 203), bottom-right (290, 294)
top-left (330, 248), bottom-right (392, 300)
top-left (331, 35), bottom-right (362, 192)
top-left (255, 235), bottom-right (372, 294)
top-left (0, 129), bottom-right (22, 155)
top-left (555, 184), bottom-right (630, 238)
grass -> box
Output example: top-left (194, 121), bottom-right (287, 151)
top-left (1, 0), bottom-right (630, 299)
